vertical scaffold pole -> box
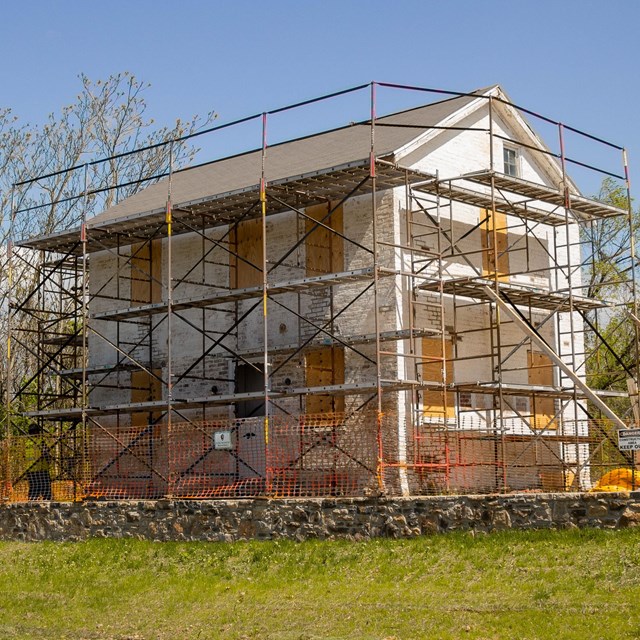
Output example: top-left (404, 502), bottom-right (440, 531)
top-left (370, 82), bottom-right (385, 492)
top-left (4, 187), bottom-right (15, 498)
top-left (623, 148), bottom-right (639, 391)
top-left (402, 168), bottom-right (414, 497)
top-left (559, 123), bottom-right (582, 488)
top-left (623, 148), bottom-right (639, 480)
top-left (166, 141), bottom-right (174, 496)
top-left (558, 124), bottom-right (573, 451)
top-left (488, 96), bottom-right (507, 491)
top-left (261, 112), bottom-right (271, 492)
top-left (80, 165), bottom-right (89, 500)
top-left (434, 172), bottom-right (451, 490)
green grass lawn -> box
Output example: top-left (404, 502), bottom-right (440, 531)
top-left (1, 528), bottom-right (639, 639)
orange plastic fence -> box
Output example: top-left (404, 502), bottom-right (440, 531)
top-left (78, 413), bottom-right (378, 500)
top-left (1, 414), bottom-right (635, 501)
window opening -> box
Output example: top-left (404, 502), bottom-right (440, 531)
top-left (503, 146), bottom-right (518, 177)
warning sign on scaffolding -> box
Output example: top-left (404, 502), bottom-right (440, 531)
top-left (213, 430), bottom-right (233, 450)
top-left (618, 428), bottom-right (640, 451)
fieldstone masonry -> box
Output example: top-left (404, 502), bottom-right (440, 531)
top-left (1, 493), bottom-right (640, 542)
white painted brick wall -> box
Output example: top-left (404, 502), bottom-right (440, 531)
top-left (86, 99), bottom-right (586, 443)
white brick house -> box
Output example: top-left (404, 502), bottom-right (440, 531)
top-left (19, 84), bottom-right (627, 498)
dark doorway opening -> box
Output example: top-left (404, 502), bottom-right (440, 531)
top-left (235, 363), bottom-right (265, 418)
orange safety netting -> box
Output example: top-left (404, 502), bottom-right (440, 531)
top-left (1, 414), bottom-right (636, 501)
top-left (88, 414), bottom-right (380, 499)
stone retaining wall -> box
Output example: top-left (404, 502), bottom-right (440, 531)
top-left (1, 493), bottom-right (640, 542)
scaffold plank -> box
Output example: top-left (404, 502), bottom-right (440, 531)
top-left (418, 276), bottom-right (605, 311)
top-left (465, 171), bottom-right (626, 219)
top-left (91, 268), bottom-right (390, 321)
top-left (22, 378), bottom-right (437, 419)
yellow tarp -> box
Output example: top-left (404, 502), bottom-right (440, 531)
top-left (591, 468), bottom-right (640, 492)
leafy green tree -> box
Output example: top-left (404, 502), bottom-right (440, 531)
top-left (582, 178), bottom-right (638, 427)
top-left (583, 178), bottom-right (635, 302)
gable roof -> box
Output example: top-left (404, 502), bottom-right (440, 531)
top-left (20, 84), bottom-right (624, 254)
top-left (87, 89), bottom-right (489, 228)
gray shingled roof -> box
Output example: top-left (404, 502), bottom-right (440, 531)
top-left (87, 90), bottom-right (486, 228)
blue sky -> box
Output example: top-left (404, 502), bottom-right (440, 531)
top-left (1, 0), bottom-right (637, 196)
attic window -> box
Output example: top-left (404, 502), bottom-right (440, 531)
top-left (503, 146), bottom-right (519, 177)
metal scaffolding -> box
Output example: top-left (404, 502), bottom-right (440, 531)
top-left (2, 82), bottom-right (638, 501)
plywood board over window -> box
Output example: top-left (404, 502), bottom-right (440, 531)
top-left (305, 346), bottom-right (345, 414)
top-left (480, 208), bottom-right (509, 281)
top-left (130, 239), bottom-right (163, 426)
top-left (131, 369), bottom-right (163, 427)
top-left (528, 351), bottom-right (557, 430)
top-left (130, 239), bottom-right (162, 305)
top-left (231, 217), bottom-right (264, 288)
top-left (422, 337), bottom-right (455, 419)
top-left (306, 202), bottom-right (344, 276)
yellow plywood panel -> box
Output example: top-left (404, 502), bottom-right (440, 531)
top-left (131, 368), bottom-right (163, 427)
top-left (481, 208), bottom-right (509, 281)
top-left (306, 202), bottom-right (344, 276)
top-left (131, 239), bottom-right (162, 305)
top-left (235, 218), bottom-right (263, 288)
top-left (422, 337), bottom-right (455, 419)
top-left (228, 226), bottom-right (237, 289)
top-left (528, 351), bottom-right (556, 430)
top-left (305, 346), bottom-right (345, 414)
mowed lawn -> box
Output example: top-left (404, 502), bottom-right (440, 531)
top-left (1, 528), bottom-right (640, 639)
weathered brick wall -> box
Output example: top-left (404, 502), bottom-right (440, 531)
top-left (1, 493), bottom-right (639, 542)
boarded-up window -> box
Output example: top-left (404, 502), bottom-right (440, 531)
top-left (528, 351), bottom-right (557, 430)
top-left (481, 209), bottom-right (509, 281)
top-left (306, 203), bottom-right (344, 276)
top-left (458, 391), bottom-right (473, 410)
top-left (130, 240), bottom-right (163, 425)
top-left (232, 218), bottom-right (263, 288)
top-left (422, 337), bottom-right (455, 419)
top-left (305, 346), bottom-right (345, 414)
top-left (130, 239), bottom-right (162, 305)
top-left (514, 395), bottom-right (530, 414)
top-left (131, 368), bottom-right (163, 427)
